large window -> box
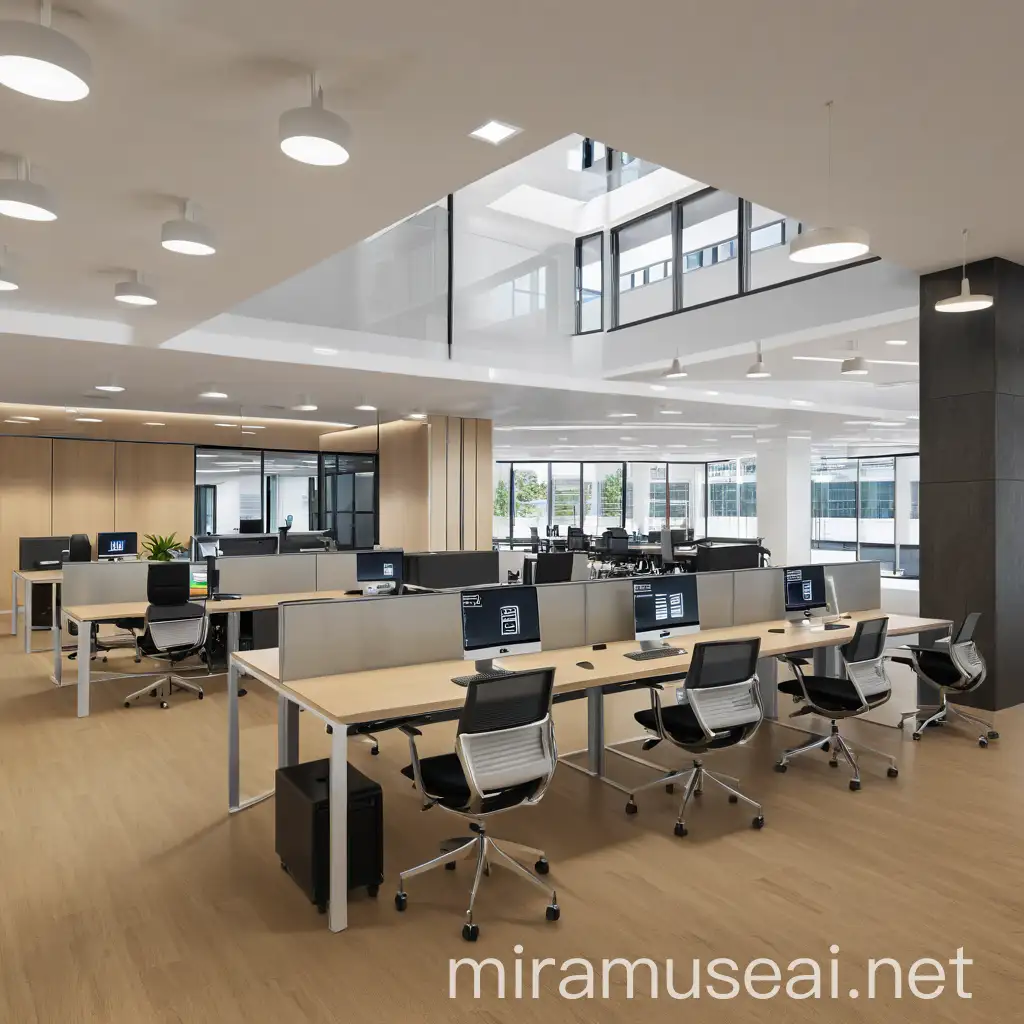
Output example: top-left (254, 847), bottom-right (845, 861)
top-left (668, 462), bottom-right (706, 537)
top-left (512, 464), bottom-right (550, 539)
top-left (493, 462), bottom-right (512, 540)
top-left (681, 189), bottom-right (740, 307)
top-left (625, 463), bottom-right (667, 535)
top-left (194, 448), bottom-right (263, 535)
top-left (706, 458), bottom-right (758, 538)
top-left (575, 232), bottom-right (603, 333)
top-left (264, 451), bottom-right (318, 531)
top-left (811, 454), bottom-right (918, 577)
top-left (321, 452), bottom-right (378, 548)
top-left (551, 463), bottom-right (583, 531)
top-left (583, 463), bottom-right (623, 534)
top-left (614, 208), bottom-right (673, 326)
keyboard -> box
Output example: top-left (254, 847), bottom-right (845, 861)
top-left (451, 668), bottom-right (517, 687)
top-left (624, 646), bottom-right (684, 662)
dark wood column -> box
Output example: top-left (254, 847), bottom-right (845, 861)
top-left (919, 257), bottom-right (1024, 710)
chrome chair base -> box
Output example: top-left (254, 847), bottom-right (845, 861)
top-left (124, 673), bottom-right (205, 709)
top-left (902, 697), bottom-right (1000, 747)
top-left (624, 758), bottom-right (764, 836)
top-left (776, 722), bottom-right (898, 790)
top-left (396, 825), bottom-right (558, 940)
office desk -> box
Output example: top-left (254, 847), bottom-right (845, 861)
top-left (58, 589), bottom-right (361, 718)
top-left (10, 569), bottom-right (63, 654)
top-left (229, 609), bottom-right (947, 934)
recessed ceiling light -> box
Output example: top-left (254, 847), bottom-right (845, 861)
top-left (659, 409), bottom-right (682, 415)
top-left (868, 359), bottom-right (918, 367)
top-left (241, 430), bottom-right (256, 435)
top-left (907, 414), bottom-right (919, 420)
top-left (313, 347), bottom-right (338, 355)
top-left (885, 339), bottom-right (908, 346)
top-left (114, 275), bottom-right (157, 306)
top-left (214, 422), bottom-right (235, 428)
top-left (74, 417), bottom-right (102, 423)
top-left (94, 384), bottom-right (124, 392)
top-left (731, 434), bottom-right (754, 439)
top-left (200, 390), bottom-right (228, 399)
top-left (0, 9), bottom-right (91, 102)
top-left (705, 390), bottom-right (719, 396)
top-left (607, 412), bottom-right (637, 418)
top-left (292, 403), bottom-right (318, 412)
top-left (0, 166), bottom-right (57, 221)
top-left (3, 418), bottom-right (26, 424)
top-left (790, 399), bottom-right (814, 406)
top-left (144, 421), bottom-right (164, 427)
top-left (649, 383), bottom-right (667, 391)
top-left (10, 415), bottom-right (39, 421)
top-left (756, 438), bottom-right (772, 444)
top-left (279, 75), bottom-right (352, 166)
top-left (240, 424), bottom-right (265, 430)
top-left (407, 412), bottom-right (427, 420)
top-left (355, 404), bottom-right (377, 412)
top-left (161, 201), bottom-right (216, 256)
top-left (469, 120), bottom-right (521, 145)
top-left (620, 436), bottom-right (635, 441)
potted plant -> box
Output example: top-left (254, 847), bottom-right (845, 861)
top-left (142, 533), bottom-right (188, 561)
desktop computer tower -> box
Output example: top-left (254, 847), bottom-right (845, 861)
top-left (275, 758), bottom-right (383, 911)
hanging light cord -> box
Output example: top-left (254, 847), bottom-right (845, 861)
top-left (961, 228), bottom-right (968, 281)
top-left (40, 0), bottom-right (51, 28)
top-left (825, 99), bottom-right (834, 221)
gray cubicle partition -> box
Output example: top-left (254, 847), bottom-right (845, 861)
top-left (279, 592), bottom-right (462, 682)
top-left (537, 582), bottom-right (588, 650)
top-left (314, 551), bottom-right (358, 592)
top-left (732, 568), bottom-right (784, 625)
top-left (218, 553), bottom-right (317, 595)
top-left (584, 578), bottom-right (635, 644)
top-left (826, 560), bottom-right (881, 614)
top-left (695, 571), bottom-right (735, 629)
top-left (61, 560), bottom-right (152, 607)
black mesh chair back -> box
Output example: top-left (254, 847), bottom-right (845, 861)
top-left (648, 530), bottom-right (661, 543)
top-left (687, 638), bottom-right (761, 689)
top-left (840, 617), bottom-right (891, 701)
top-left (694, 542), bottom-right (714, 572)
top-left (681, 638), bottom-right (763, 740)
top-left (955, 612), bottom-right (981, 644)
top-left (608, 533), bottom-right (629, 555)
top-left (607, 527), bottom-right (628, 539)
top-left (459, 668), bottom-right (554, 735)
top-left (670, 529), bottom-right (689, 546)
top-left (147, 562), bottom-right (190, 605)
top-left (948, 612), bottom-right (986, 686)
top-left (567, 527), bottom-right (586, 551)
top-left (661, 529), bottom-right (675, 566)
top-left (68, 534), bottom-right (92, 562)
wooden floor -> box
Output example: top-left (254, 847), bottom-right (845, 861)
top-left (1, 630), bottom-right (1021, 1023)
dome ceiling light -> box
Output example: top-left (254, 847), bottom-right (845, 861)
top-left (279, 72), bottom-right (351, 166)
top-left (0, 1), bottom-right (91, 102)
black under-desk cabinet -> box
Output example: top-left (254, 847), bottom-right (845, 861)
top-left (275, 759), bottom-right (383, 912)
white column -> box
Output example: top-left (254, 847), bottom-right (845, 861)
top-left (756, 438), bottom-right (812, 565)
top-left (628, 462), bottom-right (651, 533)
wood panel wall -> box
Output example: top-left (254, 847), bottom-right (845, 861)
top-left (426, 416), bottom-right (493, 551)
top-left (0, 437), bottom-right (53, 610)
top-left (114, 442), bottom-right (194, 544)
top-left (51, 439), bottom-right (115, 541)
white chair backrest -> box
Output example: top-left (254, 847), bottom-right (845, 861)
top-left (149, 617), bottom-right (205, 652)
top-left (688, 680), bottom-right (762, 732)
top-left (950, 640), bottom-right (986, 686)
top-left (846, 658), bottom-right (891, 700)
top-left (458, 718), bottom-right (554, 794)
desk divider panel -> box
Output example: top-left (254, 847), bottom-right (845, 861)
top-left (732, 568), bottom-right (784, 625)
top-left (61, 560), bottom-right (151, 607)
top-left (824, 560), bottom-right (881, 613)
top-left (314, 552), bottom-right (358, 591)
top-left (218, 553), bottom-right (316, 595)
top-left (537, 582), bottom-right (587, 650)
top-left (279, 591), bottom-right (462, 682)
top-left (583, 577), bottom-right (636, 644)
top-left (695, 571), bottom-right (736, 628)
top-left (570, 552), bottom-right (590, 581)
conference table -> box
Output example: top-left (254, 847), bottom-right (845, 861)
top-left (228, 609), bottom-right (948, 934)
top-left (10, 568), bottom-right (63, 654)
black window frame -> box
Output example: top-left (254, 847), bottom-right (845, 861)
top-left (573, 231), bottom-right (604, 335)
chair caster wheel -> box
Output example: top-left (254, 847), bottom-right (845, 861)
top-left (978, 737), bottom-right (989, 748)
top-left (774, 762), bottom-right (788, 773)
top-left (462, 923), bottom-right (480, 942)
top-left (535, 858), bottom-right (549, 875)
top-left (821, 741), bottom-right (831, 752)
top-left (673, 823), bottom-right (688, 837)
top-left (665, 783), bottom-right (674, 794)
top-left (237, 688), bottom-right (247, 697)
top-left (728, 794), bottom-right (738, 804)
top-left (987, 731), bottom-right (999, 740)
top-left (197, 692), bottom-right (204, 700)
top-left (124, 701), bottom-right (131, 708)
top-left (445, 862), bottom-right (457, 871)
top-left (751, 815), bottom-right (765, 829)
top-left (367, 884), bottom-right (379, 898)
top-left (829, 759), bottom-right (839, 768)
top-left (395, 892), bottom-right (408, 912)
top-left (160, 701), bottom-right (169, 709)
top-left (134, 657), bottom-right (141, 664)
top-left (624, 799), bottom-right (638, 815)
top-left (370, 746), bottom-right (379, 755)
top-left (546, 904), bottom-right (560, 922)
top-left (912, 732), bottom-right (922, 741)
top-left (326, 725), bottom-right (333, 734)
top-left (887, 766), bottom-right (899, 778)
top-left (849, 779), bottom-right (861, 791)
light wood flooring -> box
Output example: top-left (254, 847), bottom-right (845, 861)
top-left (1, 630), bottom-right (1022, 1023)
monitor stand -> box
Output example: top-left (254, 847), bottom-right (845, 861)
top-left (639, 639), bottom-right (672, 653)
top-left (474, 658), bottom-right (501, 673)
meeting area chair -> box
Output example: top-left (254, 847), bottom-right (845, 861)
top-left (124, 562), bottom-right (209, 709)
top-left (625, 638), bottom-right (766, 836)
top-left (774, 617), bottom-right (899, 790)
top-left (394, 668), bottom-right (560, 942)
top-left (888, 612), bottom-right (997, 747)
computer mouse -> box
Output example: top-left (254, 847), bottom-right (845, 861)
top-left (576, 660), bottom-right (595, 670)
top-left (768, 628), bottom-right (786, 634)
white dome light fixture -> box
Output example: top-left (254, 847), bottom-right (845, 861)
top-left (0, 1), bottom-right (91, 102)
top-left (279, 72), bottom-right (351, 167)
top-left (161, 199), bottom-right (216, 256)
top-left (789, 101), bottom-right (870, 265)
top-left (935, 228), bottom-right (993, 313)
top-left (0, 158), bottom-right (57, 221)
top-left (114, 272), bottom-right (157, 307)
top-left (745, 341), bottom-right (771, 379)
top-left (663, 357), bottom-right (688, 379)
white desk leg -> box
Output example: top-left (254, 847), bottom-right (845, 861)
top-left (227, 611), bottom-right (240, 655)
top-left (278, 694), bottom-right (300, 768)
top-left (23, 580), bottom-right (32, 654)
top-left (328, 726), bottom-right (349, 933)
top-left (228, 657), bottom-right (241, 810)
top-left (10, 572), bottom-right (17, 636)
top-left (76, 620), bottom-right (91, 717)
top-left (586, 686), bottom-right (605, 776)
top-left (53, 607), bottom-right (63, 685)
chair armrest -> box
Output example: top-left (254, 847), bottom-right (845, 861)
top-left (398, 724), bottom-right (422, 737)
top-left (886, 655), bottom-right (916, 669)
top-left (399, 725), bottom-right (434, 808)
top-left (777, 654), bottom-right (810, 667)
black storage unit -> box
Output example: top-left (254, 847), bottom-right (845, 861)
top-left (275, 759), bottom-right (383, 912)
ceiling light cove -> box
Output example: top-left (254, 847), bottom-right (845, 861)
top-left (292, 403), bottom-right (318, 412)
top-left (94, 384), bottom-right (124, 393)
top-left (355, 404), bottom-right (377, 412)
top-left (470, 120), bottom-right (521, 145)
top-left (0, 5), bottom-right (91, 102)
top-left (200, 390), bottom-right (228, 399)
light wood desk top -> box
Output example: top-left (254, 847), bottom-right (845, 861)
top-left (233, 610), bottom-right (949, 728)
top-left (14, 569), bottom-right (63, 584)
top-left (63, 589), bottom-right (363, 623)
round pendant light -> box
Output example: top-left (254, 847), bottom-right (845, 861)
top-left (0, 3), bottom-right (90, 102)
top-left (663, 357), bottom-right (688, 379)
top-left (789, 101), bottom-right (870, 265)
top-left (840, 355), bottom-right (868, 376)
top-left (0, 160), bottom-right (56, 221)
top-left (279, 73), bottom-right (351, 166)
top-left (161, 200), bottom-right (216, 255)
top-left (114, 273), bottom-right (157, 307)
top-left (935, 229), bottom-right (993, 313)
top-left (745, 341), bottom-right (771, 378)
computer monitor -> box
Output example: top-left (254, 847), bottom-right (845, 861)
top-left (632, 574), bottom-right (701, 650)
top-left (356, 549), bottom-right (403, 594)
top-left (19, 536), bottom-right (70, 570)
top-left (534, 552), bottom-right (574, 585)
top-left (783, 564), bottom-right (827, 620)
top-left (97, 531), bottom-right (138, 560)
top-left (189, 565), bottom-right (209, 598)
top-left (460, 585), bottom-right (542, 668)
top-left (238, 519), bottom-right (263, 534)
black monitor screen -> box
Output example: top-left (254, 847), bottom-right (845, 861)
top-left (460, 585), bottom-right (541, 655)
top-left (97, 531), bottom-right (138, 558)
top-left (783, 564), bottom-right (827, 612)
top-left (19, 536), bottom-right (70, 570)
top-left (356, 549), bottom-right (403, 585)
top-left (633, 574), bottom-right (700, 635)
top-left (238, 519), bottom-right (263, 534)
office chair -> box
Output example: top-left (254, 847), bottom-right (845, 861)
top-left (660, 529), bottom-right (682, 574)
top-left (394, 668), bottom-right (560, 942)
top-left (625, 638), bottom-right (765, 835)
top-left (888, 612), bottom-right (996, 747)
top-left (775, 617), bottom-right (898, 790)
top-left (648, 530), bottom-right (661, 544)
top-left (124, 562), bottom-right (209, 709)
top-left (68, 533), bottom-right (91, 562)
top-left (566, 526), bottom-right (588, 552)
top-left (529, 526), bottom-right (541, 553)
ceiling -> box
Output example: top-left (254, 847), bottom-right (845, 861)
top-left (3, 0), bottom-right (1012, 449)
